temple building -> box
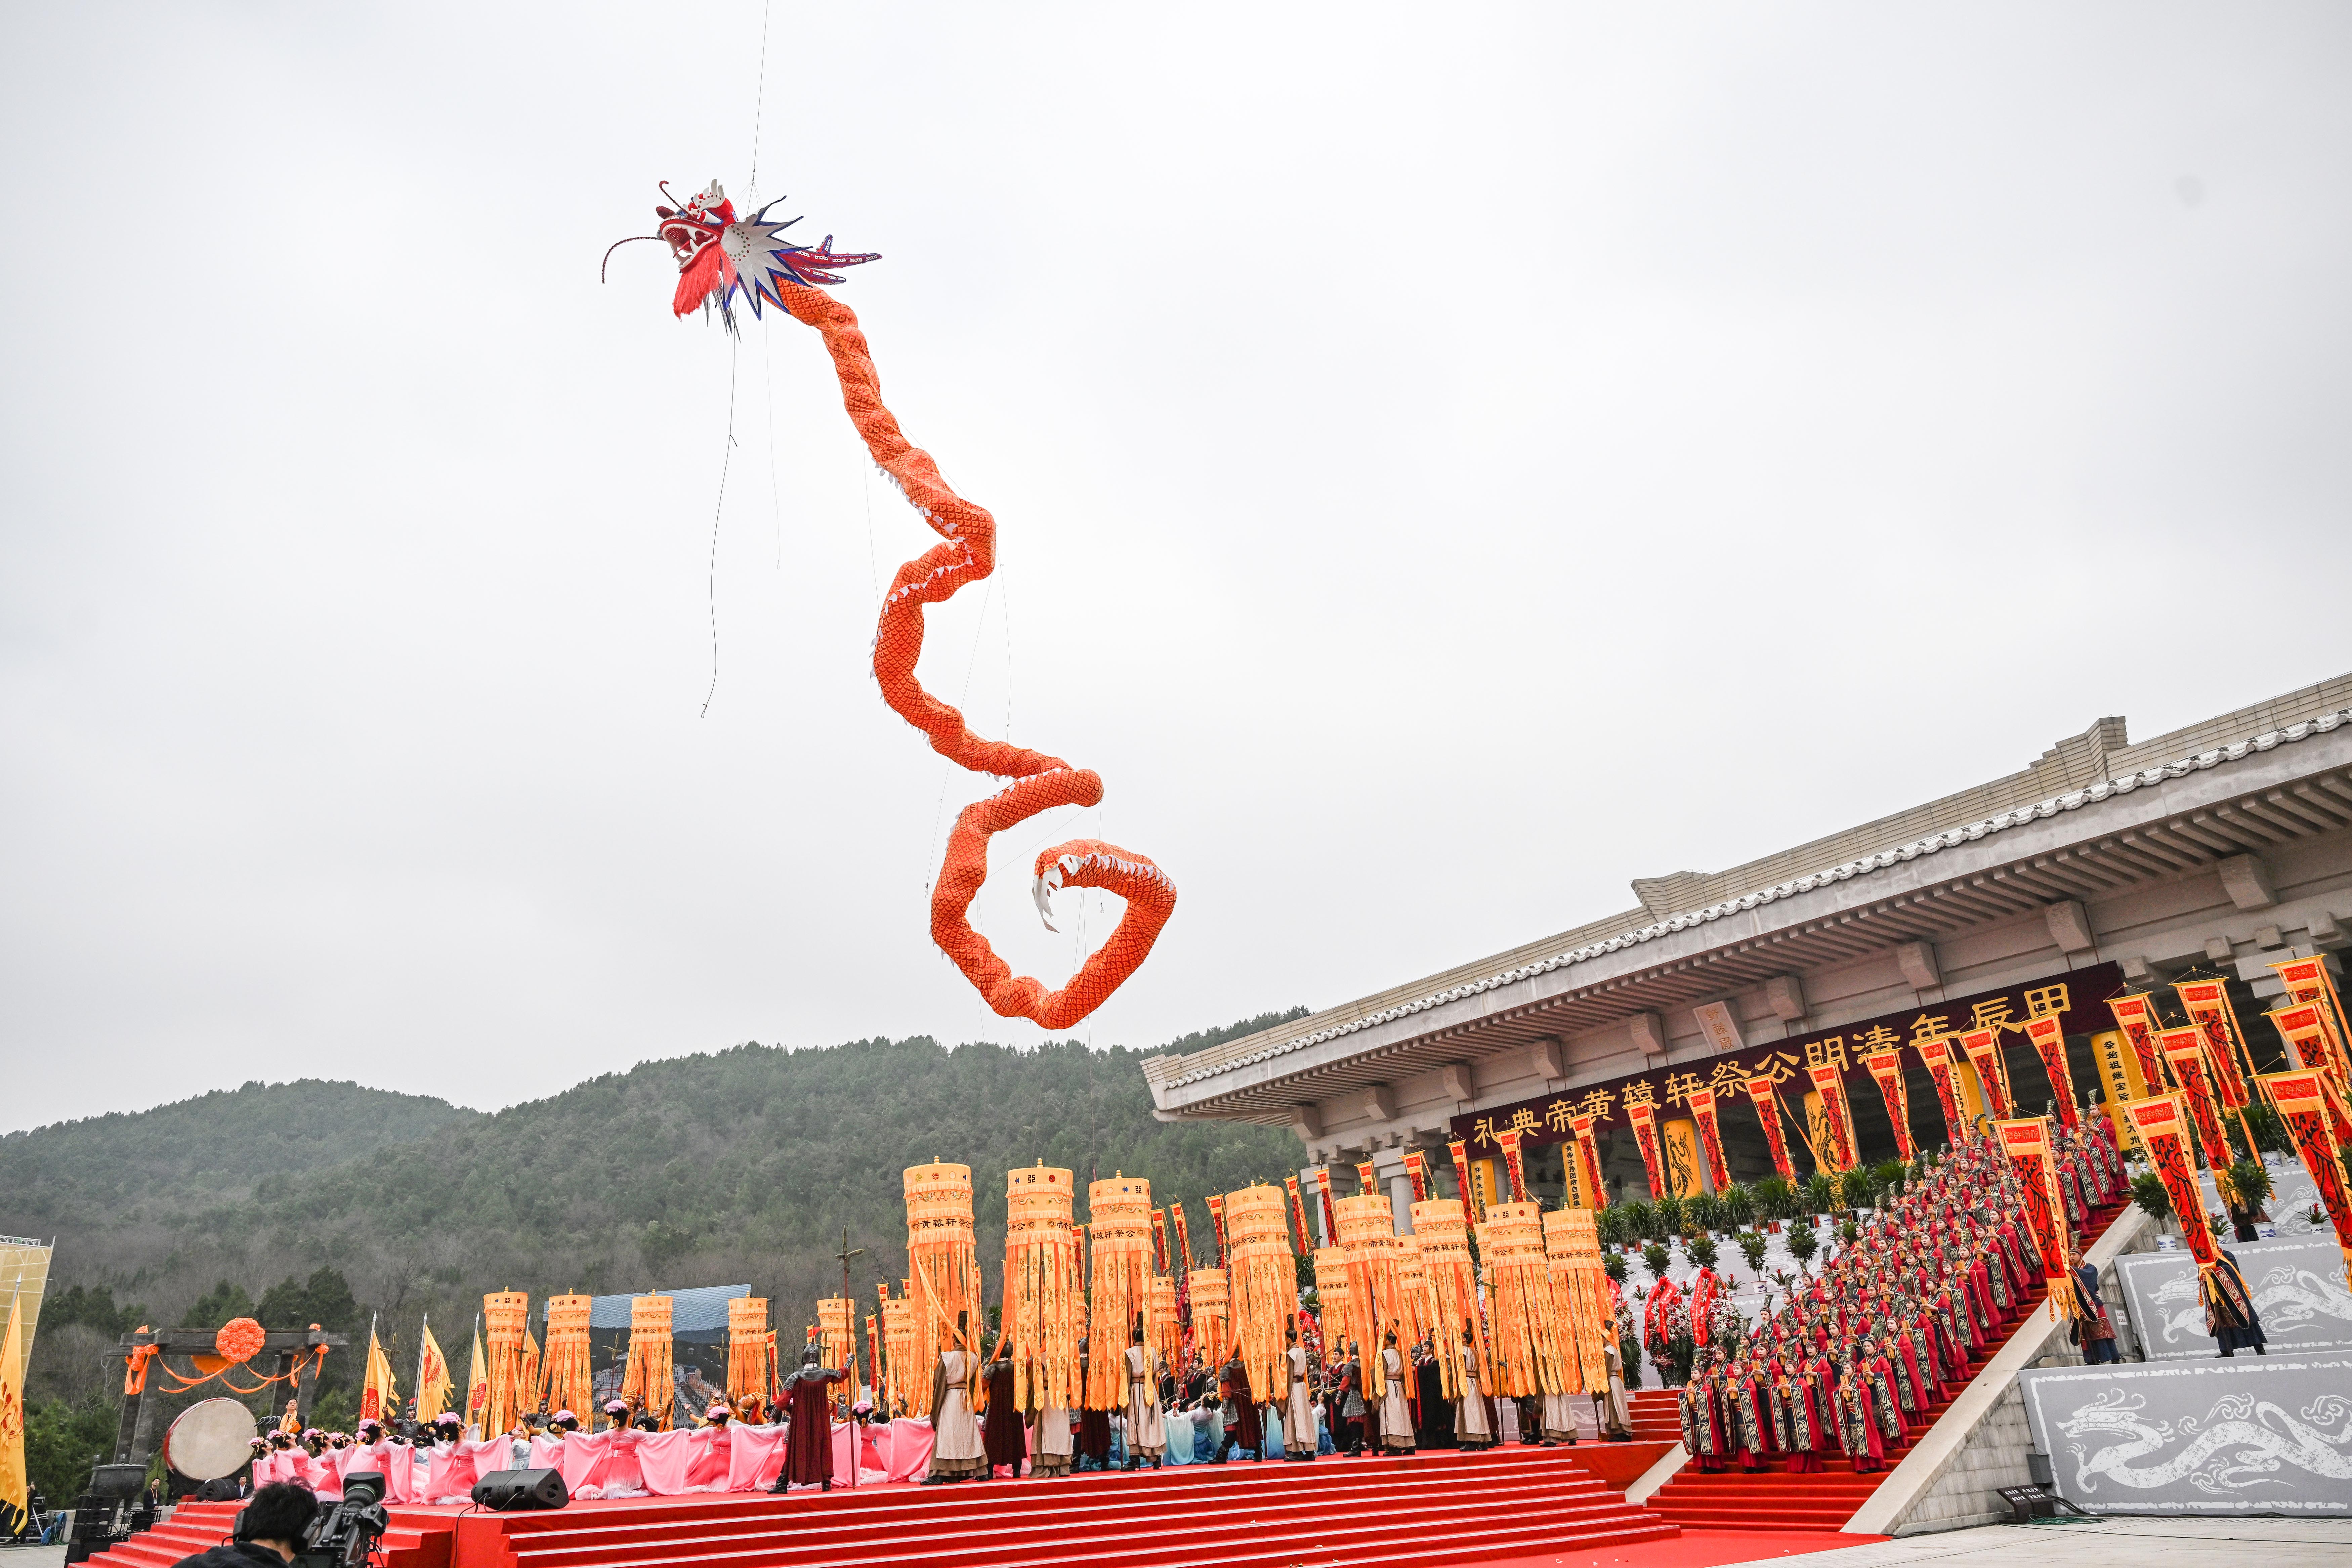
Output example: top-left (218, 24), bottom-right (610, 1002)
top-left (1141, 673), bottom-right (2352, 1235)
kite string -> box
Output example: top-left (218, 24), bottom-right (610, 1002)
top-left (747, 0), bottom-right (772, 197)
top-left (702, 338), bottom-right (739, 719)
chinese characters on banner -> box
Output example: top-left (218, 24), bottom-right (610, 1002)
top-left (2175, 979), bottom-right (2256, 1109)
top-left (2022, 1014), bottom-right (2080, 1128)
top-left (1993, 1117), bottom-right (2074, 1311)
top-left (2122, 1093), bottom-right (2218, 1266)
top-left (2158, 1026), bottom-right (2235, 1165)
top-left (2264, 1002), bottom-right (2352, 1145)
top-left (1447, 963), bottom-right (2120, 1187)
top-left (2255, 1068), bottom-right (2352, 1262)
top-left (1863, 1050), bottom-right (1916, 1160)
top-left (2086, 1028), bottom-right (2148, 1149)
top-left (2104, 994), bottom-right (2174, 1098)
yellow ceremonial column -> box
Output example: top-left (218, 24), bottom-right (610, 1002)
top-left (1186, 1266), bottom-right (1231, 1366)
top-left (1477, 1201), bottom-right (1555, 1400)
top-left (1335, 1194), bottom-right (1407, 1399)
top-left (1542, 1208), bottom-right (1607, 1395)
top-left (619, 1295), bottom-right (673, 1428)
top-left (904, 1160), bottom-right (984, 1404)
top-left (880, 1288), bottom-right (916, 1416)
top-left (1311, 1246), bottom-right (1356, 1365)
top-left (1004, 1164), bottom-right (1081, 1416)
top-left (543, 1295), bottom-right (595, 1419)
top-left (1411, 1198), bottom-right (1487, 1401)
top-left (1084, 1174), bottom-right (1156, 1410)
top-left (1224, 1185), bottom-right (1296, 1405)
top-left (481, 1291), bottom-right (530, 1436)
top-left (725, 1297), bottom-right (773, 1408)
top-left (817, 1298), bottom-right (858, 1400)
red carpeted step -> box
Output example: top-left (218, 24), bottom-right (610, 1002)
top-left (470, 1446), bottom-right (1675, 1568)
top-left (89, 1422), bottom-right (1685, 1568)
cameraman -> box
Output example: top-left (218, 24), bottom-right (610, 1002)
top-left (171, 1481), bottom-right (316, 1568)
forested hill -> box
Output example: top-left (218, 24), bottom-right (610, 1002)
top-left (0, 1080), bottom-right (481, 1238)
top-left (5, 1013), bottom-right (1309, 1412)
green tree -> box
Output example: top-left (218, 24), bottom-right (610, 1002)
top-left (24, 1395), bottom-right (117, 1506)
top-left (181, 1280), bottom-right (256, 1328)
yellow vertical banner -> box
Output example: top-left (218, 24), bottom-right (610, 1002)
top-left (465, 1326), bottom-right (489, 1434)
top-left (1659, 1118), bottom-right (1706, 1197)
top-left (2087, 1030), bottom-right (2147, 1149)
top-left (0, 1294), bottom-right (24, 1524)
top-left (415, 1319), bottom-right (453, 1422)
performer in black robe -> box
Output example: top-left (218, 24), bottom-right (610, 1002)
top-left (982, 1339), bottom-right (1025, 1477)
top-left (1414, 1338), bottom-right (1455, 1449)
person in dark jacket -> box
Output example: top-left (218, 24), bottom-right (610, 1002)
top-left (169, 1481), bottom-right (314, 1568)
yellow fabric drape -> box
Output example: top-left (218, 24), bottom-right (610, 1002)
top-left (1311, 1246), bottom-right (1356, 1371)
top-left (1186, 1268), bottom-right (1230, 1366)
top-left (906, 1161), bottom-right (984, 1404)
top-left (1004, 1165), bottom-right (1082, 1414)
top-left (726, 1297), bottom-right (773, 1404)
top-left (543, 1295), bottom-right (594, 1418)
top-left (1335, 1193), bottom-right (1403, 1399)
top-left (1085, 1174), bottom-right (1156, 1410)
top-left (618, 1295), bottom-right (674, 1428)
top-left (1477, 1201), bottom-right (1560, 1399)
top-left (1224, 1184), bottom-right (1294, 1404)
top-left (1411, 1199), bottom-right (1492, 1400)
top-left (1542, 1207), bottom-right (1608, 1393)
top-left (481, 1292), bottom-right (529, 1435)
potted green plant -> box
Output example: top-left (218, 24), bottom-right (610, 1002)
top-left (1786, 1222), bottom-right (1820, 1270)
top-left (1720, 1182), bottom-right (1757, 1232)
top-left (1603, 1251), bottom-right (1629, 1285)
top-left (1653, 1193), bottom-right (1686, 1240)
top-left (1686, 1234), bottom-right (1720, 1271)
top-left (1736, 1229), bottom-right (1769, 1274)
top-left (2130, 1169), bottom-right (2173, 1224)
top-left (1683, 1190), bottom-right (1721, 1236)
top-left (1752, 1175), bottom-right (1792, 1231)
top-left (1804, 1170), bottom-right (1836, 1216)
top-left (1641, 1240), bottom-right (1672, 1282)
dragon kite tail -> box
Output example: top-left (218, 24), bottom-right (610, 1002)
top-left (772, 281), bottom-right (1176, 1029)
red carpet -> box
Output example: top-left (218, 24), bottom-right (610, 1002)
top-left (1481, 1527), bottom-right (1883, 1568)
top-left (95, 1445), bottom-right (1677, 1568)
top-left (1638, 1198), bottom-right (2129, 1532)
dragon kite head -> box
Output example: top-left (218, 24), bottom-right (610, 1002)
top-left (608, 179), bottom-right (881, 332)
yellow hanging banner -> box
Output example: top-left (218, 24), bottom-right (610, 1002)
top-left (1659, 1118), bottom-right (1706, 1197)
top-left (2086, 1030), bottom-right (2147, 1149)
top-left (0, 1295), bottom-right (25, 1524)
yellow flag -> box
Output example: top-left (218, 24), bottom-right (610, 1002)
top-left (0, 1296), bottom-right (27, 1523)
top-left (415, 1321), bottom-right (453, 1422)
top-left (465, 1329), bottom-right (488, 1435)
top-left (361, 1330), bottom-right (399, 1424)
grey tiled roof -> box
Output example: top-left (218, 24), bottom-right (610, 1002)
top-left (1157, 707), bottom-right (2352, 1091)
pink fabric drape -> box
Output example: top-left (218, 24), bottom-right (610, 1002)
top-left (724, 1423), bottom-right (789, 1491)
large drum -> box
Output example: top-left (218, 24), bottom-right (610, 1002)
top-left (164, 1397), bottom-right (259, 1481)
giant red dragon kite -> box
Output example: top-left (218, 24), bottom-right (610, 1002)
top-left (610, 182), bottom-right (1174, 1028)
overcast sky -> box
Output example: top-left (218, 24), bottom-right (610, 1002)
top-left (4, 4), bottom-right (2349, 1134)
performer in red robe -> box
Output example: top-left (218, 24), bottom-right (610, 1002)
top-left (772, 1343), bottom-right (848, 1492)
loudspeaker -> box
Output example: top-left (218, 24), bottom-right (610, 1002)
top-left (84, 1466), bottom-right (146, 1502)
top-left (470, 1468), bottom-right (569, 1512)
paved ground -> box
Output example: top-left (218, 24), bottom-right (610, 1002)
top-left (0, 1546), bottom-right (65, 1567)
top-left (1717, 1517), bottom-right (2352, 1568)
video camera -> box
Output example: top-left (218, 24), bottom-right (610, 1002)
top-left (294, 1473), bottom-right (388, 1568)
